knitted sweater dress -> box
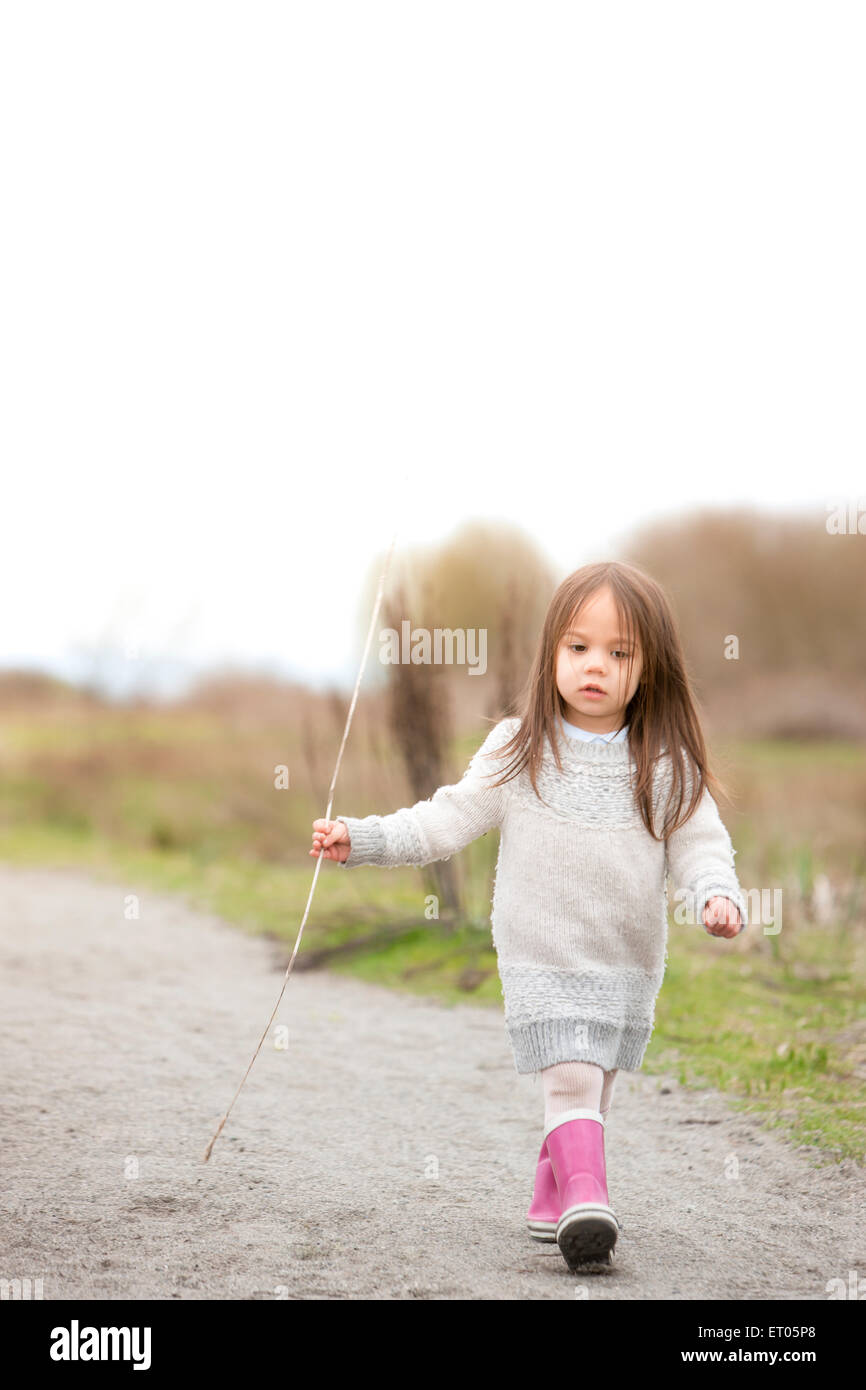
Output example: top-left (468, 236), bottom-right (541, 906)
top-left (336, 716), bottom-right (747, 1075)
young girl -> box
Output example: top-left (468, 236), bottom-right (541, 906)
top-left (310, 560), bottom-right (747, 1271)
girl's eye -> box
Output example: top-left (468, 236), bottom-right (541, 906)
top-left (568, 644), bottom-right (629, 659)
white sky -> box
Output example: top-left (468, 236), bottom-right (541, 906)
top-left (1, 3), bottom-right (863, 698)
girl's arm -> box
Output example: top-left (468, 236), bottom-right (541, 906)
top-left (333, 717), bottom-right (517, 870)
top-left (664, 783), bottom-right (748, 932)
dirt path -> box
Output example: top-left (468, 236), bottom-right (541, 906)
top-left (1, 861), bottom-right (863, 1301)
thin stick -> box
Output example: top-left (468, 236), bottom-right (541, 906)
top-left (202, 529), bottom-right (399, 1162)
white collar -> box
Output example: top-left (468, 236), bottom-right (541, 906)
top-left (559, 715), bottom-right (629, 745)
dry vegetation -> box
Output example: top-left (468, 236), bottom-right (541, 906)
top-left (620, 506), bottom-right (866, 740)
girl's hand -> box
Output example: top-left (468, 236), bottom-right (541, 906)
top-left (310, 819), bottom-right (351, 863)
top-left (703, 896), bottom-right (743, 938)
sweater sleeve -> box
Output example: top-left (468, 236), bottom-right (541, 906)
top-left (664, 782), bottom-right (748, 931)
top-left (334, 718), bottom-right (518, 870)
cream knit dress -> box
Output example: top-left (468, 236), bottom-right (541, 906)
top-left (336, 716), bottom-right (747, 1074)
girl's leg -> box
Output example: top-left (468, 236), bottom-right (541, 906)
top-left (541, 1063), bottom-right (619, 1128)
top-left (541, 1060), bottom-right (604, 1128)
top-left (599, 1068), bottom-right (619, 1122)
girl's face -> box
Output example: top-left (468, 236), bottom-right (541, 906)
top-left (555, 586), bottom-right (643, 731)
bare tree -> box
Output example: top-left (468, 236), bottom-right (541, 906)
top-left (382, 581), bottom-right (463, 928)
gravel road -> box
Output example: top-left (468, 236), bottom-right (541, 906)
top-left (1, 862), bottom-right (863, 1301)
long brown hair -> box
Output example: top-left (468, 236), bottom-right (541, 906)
top-left (481, 560), bottom-right (730, 840)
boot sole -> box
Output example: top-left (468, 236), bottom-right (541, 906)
top-left (526, 1219), bottom-right (558, 1242)
top-left (556, 1205), bottom-right (619, 1268)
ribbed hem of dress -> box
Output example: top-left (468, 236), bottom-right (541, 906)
top-left (506, 1017), bottom-right (652, 1074)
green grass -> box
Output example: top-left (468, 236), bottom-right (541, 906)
top-left (645, 923), bottom-right (866, 1164)
top-left (720, 738), bottom-right (866, 770)
top-left (0, 821), bottom-right (427, 948)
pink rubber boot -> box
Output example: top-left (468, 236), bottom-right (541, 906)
top-left (525, 1138), bottom-right (559, 1241)
top-left (545, 1107), bottom-right (620, 1268)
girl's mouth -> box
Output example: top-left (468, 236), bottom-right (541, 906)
top-left (580, 686), bottom-right (606, 699)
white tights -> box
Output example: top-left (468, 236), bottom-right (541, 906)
top-left (541, 1060), bottom-right (618, 1128)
